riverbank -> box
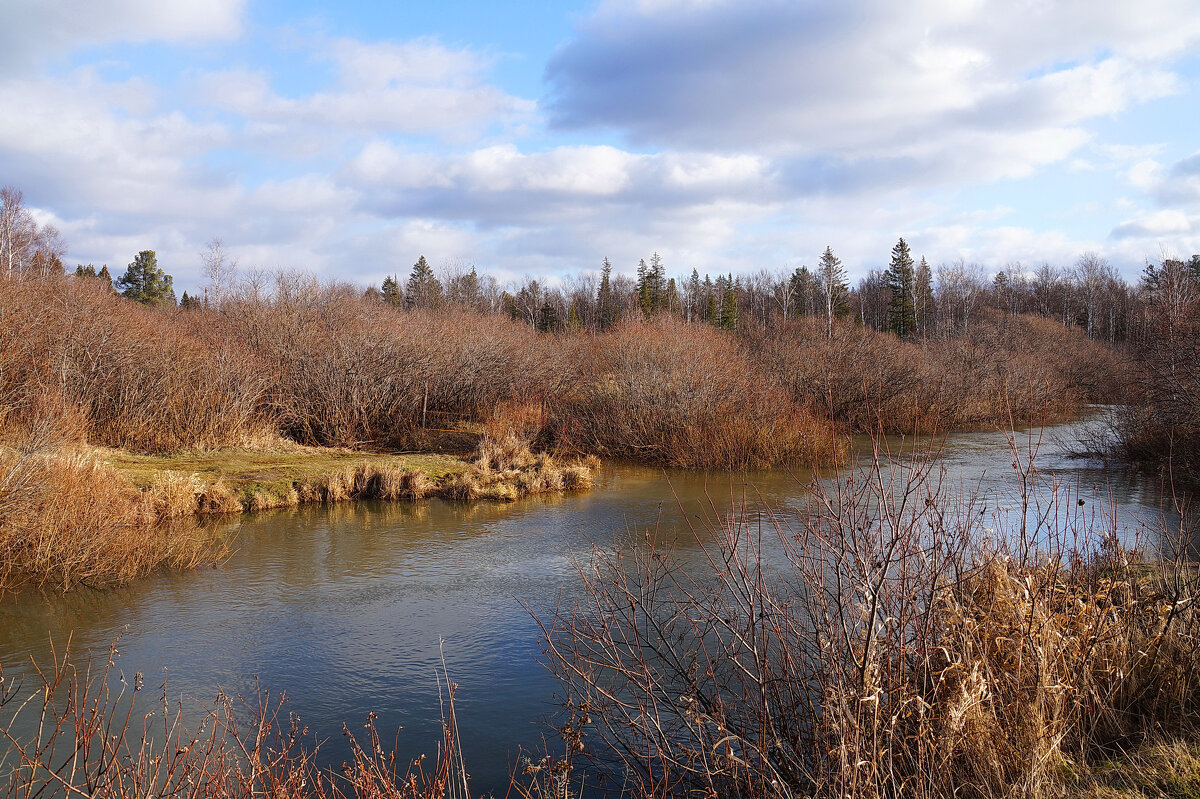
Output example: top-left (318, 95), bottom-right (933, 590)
top-left (0, 435), bottom-right (597, 592)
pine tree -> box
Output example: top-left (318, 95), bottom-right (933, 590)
top-left (817, 246), bottom-right (848, 337)
top-left (405, 256), bottom-right (442, 310)
top-left (883, 237), bottom-right (916, 338)
top-left (116, 250), bottom-right (174, 305)
top-left (97, 265), bottom-right (114, 291)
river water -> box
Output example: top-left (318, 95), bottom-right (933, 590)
top-left (0, 418), bottom-right (1180, 795)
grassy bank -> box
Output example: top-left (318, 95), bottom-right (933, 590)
top-left (0, 435), bottom-right (596, 592)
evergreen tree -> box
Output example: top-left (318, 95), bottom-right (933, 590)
top-left (75, 264), bottom-right (96, 278)
top-left (566, 303), bottom-right (582, 331)
top-left (702, 275), bottom-right (716, 323)
top-left (789, 266), bottom-right (817, 318)
top-left (719, 274), bottom-right (739, 330)
top-left (97, 265), bottom-right (113, 290)
top-left (685, 268), bottom-right (701, 322)
top-left (914, 256), bottom-right (934, 338)
top-left (883, 237), bottom-right (916, 338)
top-left (381, 275), bottom-right (403, 307)
top-left (597, 257), bottom-right (617, 330)
top-left (636, 258), bottom-right (652, 316)
top-left (116, 250), bottom-right (174, 305)
top-left (537, 301), bottom-right (558, 333)
top-left (180, 291), bottom-right (200, 310)
top-left (817, 246), bottom-right (849, 337)
top-left (405, 256), bottom-right (442, 309)
top-left (648, 252), bottom-right (666, 312)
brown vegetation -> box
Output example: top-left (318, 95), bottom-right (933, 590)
top-left (753, 310), bottom-right (1125, 435)
top-left (535, 434), bottom-right (1200, 798)
top-left (549, 319), bottom-right (845, 469)
top-left (0, 437), bottom-right (227, 592)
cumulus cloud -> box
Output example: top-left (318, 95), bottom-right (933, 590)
top-left (343, 141), bottom-right (779, 228)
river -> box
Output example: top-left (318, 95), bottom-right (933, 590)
top-left (0, 417), bottom-right (1180, 795)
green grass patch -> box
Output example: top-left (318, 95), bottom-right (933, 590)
top-left (99, 446), bottom-right (468, 491)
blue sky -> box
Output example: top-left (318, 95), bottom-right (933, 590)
top-left (2, 0), bottom-right (1199, 292)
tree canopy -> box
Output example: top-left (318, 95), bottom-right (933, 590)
top-left (116, 250), bottom-right (175, 305)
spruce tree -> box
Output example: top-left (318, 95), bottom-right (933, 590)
top-left (914, 256), bottom-right (934, 337)
top-left (636, 258), bottom-right (652, 316)
top-left (648, 252), bottom-right (666, 312)
top-left (381, 275), bottom-right (403, 307)
top-left (597, 257), bottom-right (616, 330)
top-left (537, 301), bottom-right (558, 333)
top-left (719, 275), bottom-right (739, 330)
top-left (883, 237), bottom-right (917, 338)
top-left (116, 250), bottom-right (174, 305)
top-left (817, 246), bottom-right (848, 337)
top-left (405, 256), bottom-right (442, 309)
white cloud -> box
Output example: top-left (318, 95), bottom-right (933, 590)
top-left (0, 0), bottom-right (245, 70)
top-left (197, 37), bottom-right (535, 140)
top-left (545, 0), bottom-right (1198, 182)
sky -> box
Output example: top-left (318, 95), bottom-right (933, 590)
top-left (2, 0), bottom-right (1200, 293)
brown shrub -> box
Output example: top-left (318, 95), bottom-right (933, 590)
top-left (0, 275), bottom-right (272, 452)
top-left (754, 311), bottom-right (1125, 434)
top-left (550, 318), bottom-right (844, 469)
top-left (214, 287), bottom-right (567, 448)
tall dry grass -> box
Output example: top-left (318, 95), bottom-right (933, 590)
top-left (535, 431), bottom-right (1200, 798)
top-left (550, 319), bottom-right (844, 469)
top-left (0, 437), bottom-right (226, 592)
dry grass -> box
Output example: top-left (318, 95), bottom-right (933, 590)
top-left (0, 444), bottom-right (226, 592)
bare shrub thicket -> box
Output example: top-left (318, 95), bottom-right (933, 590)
top-left (536, 434), bottom-right (1200, 798)
top-left (756, 311), bottom-right (1125, 434)
top-left (0, 276), bottom-right (271, 452)
top-left (1111, 287), bottom-right (1200, 482)
top-left (213, 286), bottom-right (566, 449)
top-left (549, 319), bottom-right (844, 469)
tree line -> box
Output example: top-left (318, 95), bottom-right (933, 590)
top-left (3, 183), bottom-right (1195, 348)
